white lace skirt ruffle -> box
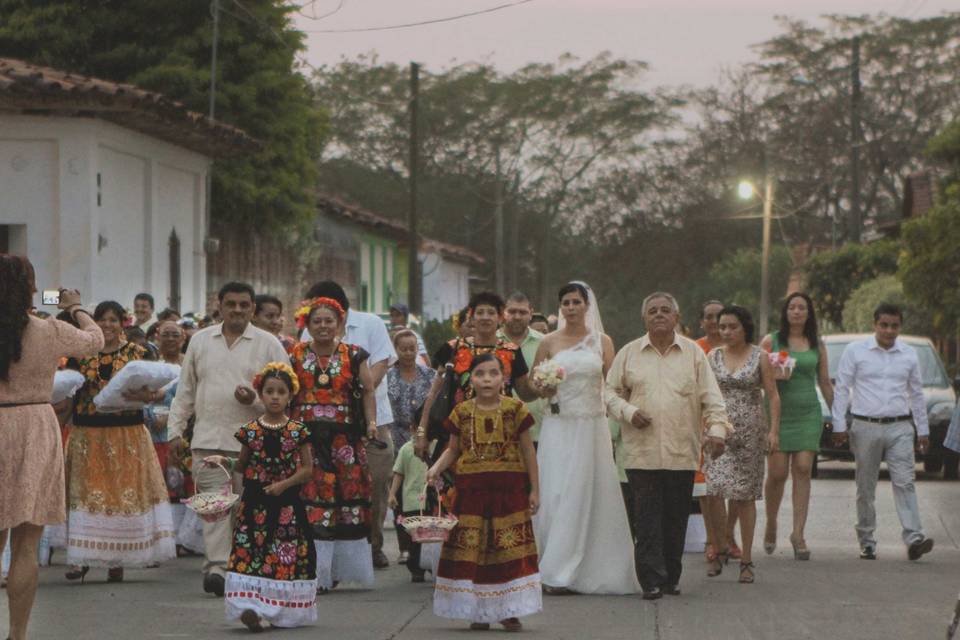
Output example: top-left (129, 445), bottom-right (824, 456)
top-left (224, 572), bottom-right (317, 628)
top-left (433, 574), bottom-right (543, 623)
top-left (65, 503), bottom-right (177, 568)
top-left (314, 539), bottom-right (374, 589)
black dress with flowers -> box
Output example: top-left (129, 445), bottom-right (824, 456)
top-left (227, 419), bottom-right (315, 584)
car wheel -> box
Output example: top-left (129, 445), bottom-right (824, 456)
top-left (944, 451), bottom-right (960, 480)
top-left (923, 454), bottom-right (944, 474)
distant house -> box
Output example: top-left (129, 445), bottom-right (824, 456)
top-left (875, 170), bottom-right (938, 239)
top-left (0, 58), bottom-right (256, 312)
top-left (207, 192), bottom-right (484, 325)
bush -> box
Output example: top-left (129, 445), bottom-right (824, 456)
top-left (842, 275), bottom-right (934, 335)
top-left (804, 239), bottom-right (899, 326)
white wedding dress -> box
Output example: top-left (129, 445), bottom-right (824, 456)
top-left (533, 336), bottom-right (639, 594)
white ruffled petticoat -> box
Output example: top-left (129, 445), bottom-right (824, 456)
top-left (225, 572), bottom-right (317, 628)
top-left (433, 573), bottom-right (543, 623)
top-left (314, 538), bottom-right (374, 589)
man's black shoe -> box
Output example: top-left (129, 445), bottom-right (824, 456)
top-left (373, 550), bottom-right (390, 569)
top-left (907, 537), bottom-right (933, 561)
top-left (203, 573), bottom-right (225, 597)
top-left (642, 588), bottom-right (663, 601)
top-left (663, 584), bottom-right (681, 596)
top-left (859, 546), bottom-right (877, 560)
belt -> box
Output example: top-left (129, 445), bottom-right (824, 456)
top-left (851, 414), bottom-right (912, 425)
top-left (0, 401), bottom-right (49, 408)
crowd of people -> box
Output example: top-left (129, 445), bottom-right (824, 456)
top-left (0, 252), bottom-right (951, 639)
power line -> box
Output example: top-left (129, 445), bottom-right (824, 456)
top-left (300, 0), bottom-right (535, 34)
top-left (295, 0), bottom-right (347, 21)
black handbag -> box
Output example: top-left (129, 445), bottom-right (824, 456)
top-left (348, 346), bottom-right (367, 434)
top-left (426, 362), bottom-right (458, 442)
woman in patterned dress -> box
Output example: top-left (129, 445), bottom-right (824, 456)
top-left (63, 301), bottom-right (176, 582)
top-left (427, 354), bottom-right (542, 632)
top-left (213, 362), bottom-right (316, 631)
top-left (704, 306), bottom-right (780, 583)
top-left (288, 296), bottom-right (377, 591)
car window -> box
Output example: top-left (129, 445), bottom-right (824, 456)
top-left (825, 340), bottom-right (949, 388)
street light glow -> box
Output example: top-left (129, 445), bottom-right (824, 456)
top-left (738, 180), bottom-right (755, 200)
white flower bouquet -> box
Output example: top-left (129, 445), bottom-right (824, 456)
top-left (532, 359), bottom-right (567, 414)
top-left (769, 350), bottom-right (797, 381)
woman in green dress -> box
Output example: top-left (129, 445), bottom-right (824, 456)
top-left (760, 292), bottom-right (833, 561)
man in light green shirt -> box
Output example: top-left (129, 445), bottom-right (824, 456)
top-left (499, 292), bottom-right (546, 442)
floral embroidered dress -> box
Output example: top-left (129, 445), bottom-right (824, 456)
top-left (64, 342), bottom-right (176, 568)
top-left (434, 396), bottom-right (542, 624)
top-left (225, 419), bottom-right (317, 628)
top-left (289, 341), bottom-right (374, 589)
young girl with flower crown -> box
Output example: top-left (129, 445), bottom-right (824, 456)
top-left (426, 352), bottom-right (542, 632)
top-left (205, 362), bottom-right (316, 632)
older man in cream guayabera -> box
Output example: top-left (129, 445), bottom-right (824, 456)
top-left (605, 292), bottom-right (731, 601)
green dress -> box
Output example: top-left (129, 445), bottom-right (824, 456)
top-left (771, 332), bottom-right (822, 452)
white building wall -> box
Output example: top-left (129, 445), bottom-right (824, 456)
top-left (421, 250), bottom-right (471, 323)
top-left (0, 115), bottom-right (209, 313)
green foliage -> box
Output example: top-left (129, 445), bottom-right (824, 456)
top-left (899, 198), bottom-right (960, 334)
top-left (842, 275), bottom-right (933, 335)
top-left (423, 318), bottom-right (454, 357)
top-left (684, 246), bottom-right (793, 329)
top-left (0, 0), bottom-right (326, 228)
top-left (804, 240), bottom-right (899, 326)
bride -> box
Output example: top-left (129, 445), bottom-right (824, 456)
top-left (531, 282), bottom-right (639, 594)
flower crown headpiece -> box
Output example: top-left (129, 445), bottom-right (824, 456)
top-left (253, 361), bottom-right (300, 395)
top-left (294, 296), bottom-right (346, 329)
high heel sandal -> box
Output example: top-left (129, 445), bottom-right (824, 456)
top-left (738, 561), bottom-right (755, 584)
top-left (65, 566), bottom-right (90, 583)
top-left (707, 550), bottom-right (728, 577)
top-left (789, 534), bottom-right (810, 561)
top-left (107, 567), bottom-right (124, 583)
top-left (500, 618), bottom-right (523, 632)
top-left (763, 523), bottom-right (776, 555)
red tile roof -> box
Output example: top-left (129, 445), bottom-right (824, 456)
top-left (0, 58), bottom-right (258, 157)
top-left (316, 192), bottom-right (485, 265)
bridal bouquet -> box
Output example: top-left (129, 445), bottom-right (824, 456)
top-left (769, 350), bottom-right (796, 381)
top-left (532, 359), bottom-right (567, 414)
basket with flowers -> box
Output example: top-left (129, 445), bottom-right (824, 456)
top-left (182, 461), bottom-right (239, 523)
top-left (397, 483), bottom-right (459, 543)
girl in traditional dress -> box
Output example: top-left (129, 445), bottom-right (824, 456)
top-left (427, 353), bottom-right (542, 632)
top-left (208, 362), bottom-right (316, 632)
top-left (63, 300), bottom-right (176, 583)
top-left (288, 296), bottom-right (378, 592)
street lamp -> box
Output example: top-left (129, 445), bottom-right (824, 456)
top-left (738, 175), bottom-right (774, 338)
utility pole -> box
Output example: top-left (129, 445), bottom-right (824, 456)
top-left (407, 62), bottom-right (422, 316)
top-left (494, 146), bottom-right (505, 295)
top-left (849, 36), bottom-right (862, 243)
top-left (204, 0), bottom-right (220, 245)
top-left (759, 174), bottom-right (774, 338)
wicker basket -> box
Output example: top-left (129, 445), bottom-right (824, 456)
top-left (183, 462), bottom-right (239, 523)
top-left (397, 483), bottom-right (459, 543)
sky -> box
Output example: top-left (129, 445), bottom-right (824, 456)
top-left (294, 0), bottom-right (957, 89)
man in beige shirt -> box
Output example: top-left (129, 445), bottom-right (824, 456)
top-left (605, 291), bottom-right (729, 600)
top-left (168, 282), bottom-right (289, 596)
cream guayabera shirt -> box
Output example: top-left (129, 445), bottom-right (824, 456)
top-left (604, 332), bottom-right (731, 471)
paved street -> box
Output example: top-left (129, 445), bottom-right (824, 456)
top-left (5, 462), bottom-right (958, 640)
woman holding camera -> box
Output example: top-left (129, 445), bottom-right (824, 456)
top-left (0, 255), bottom-right (103, 640)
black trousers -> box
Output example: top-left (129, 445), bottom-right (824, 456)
top-left (626, 469), bottom-right (695, 592)
top-left (399, 510), bottom-right (424, 576)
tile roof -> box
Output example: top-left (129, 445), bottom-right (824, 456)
top-left (0, 57), bottom-right (258, 157)
top-left (316, 192), bottom-right (485, 265)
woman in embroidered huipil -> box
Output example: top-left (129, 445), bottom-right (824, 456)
top-left (427, 353), bottom-right (542, 632)
top-left (289, 297), bottom-right (377, 591)
top-left (63, 301), bottom-right (176, 583)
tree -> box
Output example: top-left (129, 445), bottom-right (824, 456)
top-left (843, 275), bottom-right (932, 335)
top-left (804, 239), bottom-right (899, 326)
top-left (0, 0), bottom-right (326, 228)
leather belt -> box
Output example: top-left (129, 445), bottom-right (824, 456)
top-left (851, 414), bottom-right (912, 424)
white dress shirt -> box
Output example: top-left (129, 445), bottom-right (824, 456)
top-left (345, 309), bottom-right (397, 426)
top-left (168, 322), bottom-right (290, 451)
top-left (831, 336), bottom-right (928, 436)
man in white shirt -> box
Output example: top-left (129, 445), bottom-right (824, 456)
top-left (304, 281), bottom-right (397, 570)
top-left (133, 292), bottom-right (157, 331)
top-left (167, 282), bottom-right (290, 595)
top-left (832, 303), bottom-right (933, 561)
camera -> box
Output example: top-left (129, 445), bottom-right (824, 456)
top-left (42, 289), bottom-right (61, 306)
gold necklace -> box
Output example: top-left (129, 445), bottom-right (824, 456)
top-left (313, 340), bottom-right (339, 386)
